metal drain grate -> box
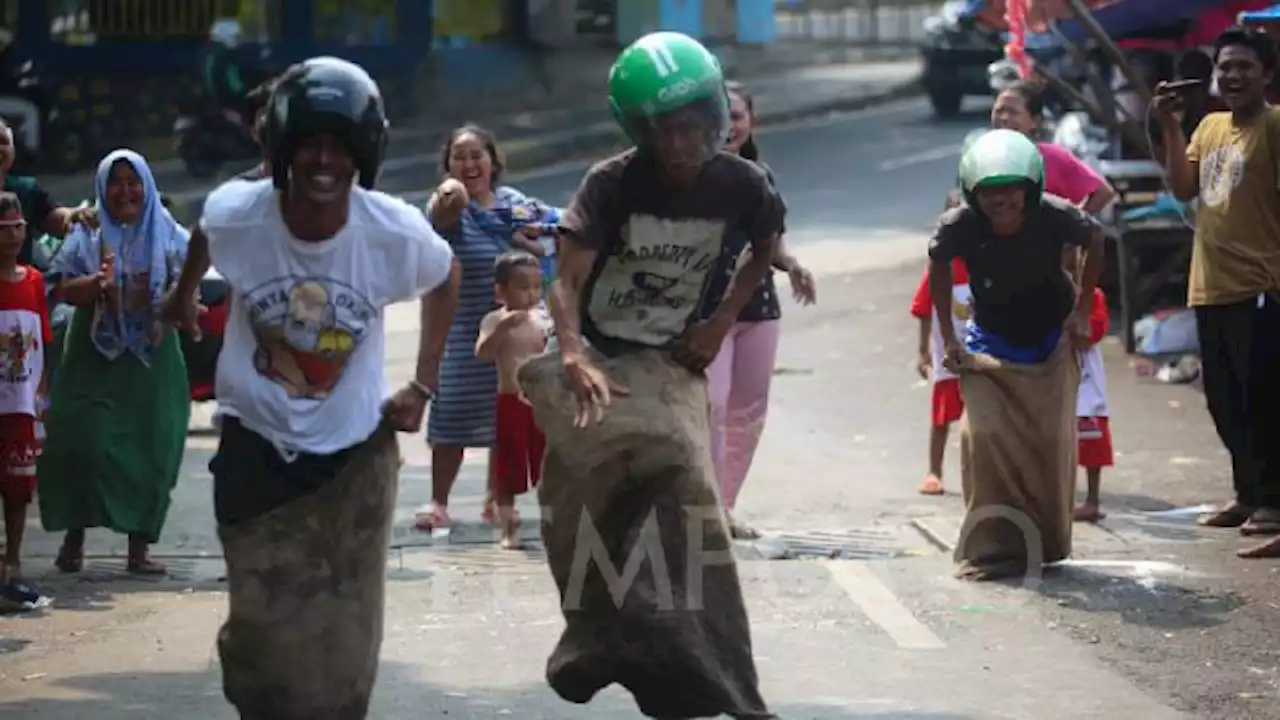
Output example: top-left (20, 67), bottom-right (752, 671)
top-left (403, 543), bottom-right (548, 572)
top-left (766, 528), bottom-right (908, 560)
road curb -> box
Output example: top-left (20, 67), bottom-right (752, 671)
top-left (498, 77), bottom-right (924, 177)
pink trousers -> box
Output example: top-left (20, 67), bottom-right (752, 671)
top-left (707, 320), bottom-right (780, 511)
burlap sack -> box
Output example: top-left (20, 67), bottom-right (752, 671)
top-left (518, 348), bottom-right (775, 720)
top-left (955, 338), bottom-right (1081, 582)
top-left (216, 422), bottom-right (401, 720)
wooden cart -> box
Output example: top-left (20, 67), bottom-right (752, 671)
top-left (1097, 159), bottom-right (1195, 354)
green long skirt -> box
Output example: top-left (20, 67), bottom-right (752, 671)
top-left (37, 307), bottom-right (190, 543)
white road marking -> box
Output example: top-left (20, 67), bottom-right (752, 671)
top-left (825, 560), bottom-right (946, 650)
top-left (878, 143), bottom-right (962, 172)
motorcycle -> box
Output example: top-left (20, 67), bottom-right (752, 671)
top-left (32, 221), bottom-right (230, 405)
top-left (174, 101), bottom-right (260, 179)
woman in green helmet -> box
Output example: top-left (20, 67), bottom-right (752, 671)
top-left (518, 31), bottom-right (782, 720)
top-left (928, 129), bottom-right (1105, 583)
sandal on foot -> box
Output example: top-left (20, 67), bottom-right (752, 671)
top-left (918, 476), bottom-right (945, 496)
top-left (127, 557), bottom-right (167, 576)
top-left (54, 546), bottom-right (83, 574)
top-left (1198, 503), bottom-right (1254, 528)
top-left (1240, 507), bottom-right (1280, 536)
top-left (1073, 504), bottom-right (1106, 523)
top-left (414, 504), bottom-right (451, 531)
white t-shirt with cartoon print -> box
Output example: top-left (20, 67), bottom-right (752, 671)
top-left (201, 179), bottom-right (454, 456)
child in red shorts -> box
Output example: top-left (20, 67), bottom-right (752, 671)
top-left (475, 250), bottom-right (550, 550)
top-left (1074, 287), bottom-right (1113, 522)
top-left (909, 257), bottom-right (971, 495)
top-left (0, 193), bottom-right (52, 605)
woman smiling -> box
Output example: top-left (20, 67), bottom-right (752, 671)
top-left (38, 149), bottom-right (191, 576)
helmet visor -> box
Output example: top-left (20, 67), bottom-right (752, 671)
top-left (630, 95), bottom-right (727, 169)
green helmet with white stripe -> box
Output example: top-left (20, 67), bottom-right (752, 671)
top-left (607, 32), bottom-right (729, 163)
top-left (958, 128), bottom-right (1045, 204)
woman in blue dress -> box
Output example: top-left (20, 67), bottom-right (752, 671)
top-left (417, 124), bottom-right (559, 530)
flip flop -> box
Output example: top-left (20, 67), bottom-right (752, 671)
top-left (414, 504), bottom-right (452, 531)
top-left (1198, 503), bottom-right (1254, 528)
top-left (918, 476), bottom-right (945, 496)
top-left (1240, 508), bottom-right (1280, 537)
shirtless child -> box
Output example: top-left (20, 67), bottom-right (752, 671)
top-left (475, 250), bottom-right (551, 549)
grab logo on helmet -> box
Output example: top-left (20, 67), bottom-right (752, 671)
top-left (657, 78), bottom-right (701, 103)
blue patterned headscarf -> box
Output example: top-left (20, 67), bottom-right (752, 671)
top-left (56, 149), bottom-right (189, 365)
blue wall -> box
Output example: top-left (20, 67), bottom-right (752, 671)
top-left (617, 0), bottom-right (778, 45)
top-left (736, 0), bottom-right (778, 44)
top-left (659, 0), bottom-right (704, 38)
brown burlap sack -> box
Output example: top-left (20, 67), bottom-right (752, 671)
top-left (955, 338), bottom-right (1081, 582)
top-left (216, 421), bottom-right (401, 720)
top-left (518, 348), bottom-right (775, 720)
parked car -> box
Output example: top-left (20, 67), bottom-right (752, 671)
top-left (31, 218), bottom-right (228, 404)
top-left (920, 0), bottom-right (1006, 116)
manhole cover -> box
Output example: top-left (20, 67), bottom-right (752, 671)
top-left (767, 529), bottom-right (906, 560)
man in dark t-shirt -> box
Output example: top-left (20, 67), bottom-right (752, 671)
top-left (560, 147), bottom-right (783, 359)
top-left (929, 129), bottom-right (1106, 582)
top-left (928, 129), bottom-right (1104, 365)
top-left (540, 32), bottom-right (784, 720)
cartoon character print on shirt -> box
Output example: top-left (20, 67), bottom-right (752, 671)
top-left (1199, 143), bottom-right (1246, 208)
top-left (0, 322), bottom-right (37, 383)
top-left (587, 214), bottom-right (724, 347)
top-left (242, 277), bottom-right (376, 400)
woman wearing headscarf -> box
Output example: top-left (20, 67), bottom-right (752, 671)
top-left (38, 149), bottom-right (190, 576)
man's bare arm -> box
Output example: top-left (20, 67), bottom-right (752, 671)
top-left (173, 225), bottom-right (212, 300)
top-left (417, 258), bottom-right (460, 391)
top-left (1160, 122), bottom-right (1199, 202)
top-left (549, 232), bottom-right (597, 359)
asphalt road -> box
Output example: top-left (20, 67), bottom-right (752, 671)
top-left (3, 98), bottom-right (1277, 719)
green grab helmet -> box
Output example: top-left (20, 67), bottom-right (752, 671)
top-left (958, 128), bottom-right (1044, 205)
top-left (607, 31), bottom-right (729, 161)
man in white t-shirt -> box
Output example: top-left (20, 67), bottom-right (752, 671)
top-left (162, 57), bottom-right (459, 718)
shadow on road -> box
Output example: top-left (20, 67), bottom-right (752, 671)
top-left (0, 662), bottom-right (982, 719)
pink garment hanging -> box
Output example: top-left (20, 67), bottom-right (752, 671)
top-left (1005, 0), bottom-right (1033, 78)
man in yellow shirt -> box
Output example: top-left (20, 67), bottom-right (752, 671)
top-left (1155, 26), bottom-right (1280, 559)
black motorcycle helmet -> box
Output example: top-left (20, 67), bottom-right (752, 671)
top-left (263, 56), bottom-right (388, 191)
